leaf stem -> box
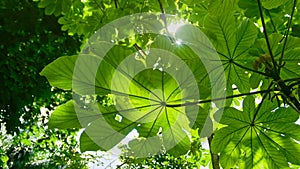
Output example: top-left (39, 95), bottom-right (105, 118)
top-left (257, 0), bottom-right (300, 113)
top-left (257, 0), bottom-right (280, 80)
top-left (166, 90), bottom-right (272, 107)
top-left (251, 87), bottom-right (269, 123)
top-left (233, 60), bottom-right (271, 77)
top-left (265, 10), bottom-right (277, 33)
top-left (278, 0), bottom-right (298, 72)
top-left (208, 134), bottom-right (220, 169)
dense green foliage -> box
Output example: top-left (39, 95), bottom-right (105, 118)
top-left (0, 0), bottom-right (100, 168)
top-left (4, 0), bottom-right (300, 168)
top-left (0, 0), bottom-right (81, 133)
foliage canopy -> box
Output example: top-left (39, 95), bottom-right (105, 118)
top-left (1, 0), bottom-right (100, 168)
top-left (35, 0), bottom-right (300, 168)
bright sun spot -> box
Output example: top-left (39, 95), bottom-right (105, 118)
top-left (176, 39), bottom-right (182, 45)
top-left (167, 21), bottom-right (185, 34)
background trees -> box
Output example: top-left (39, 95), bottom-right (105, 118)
top-left (0, 0), bottom-right (99, 168)
top-left (2, 0), bottom-right (300, 168)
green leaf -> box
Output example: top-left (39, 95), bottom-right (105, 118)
top-left (212, 96), bottom-right (300, 168)
top-left (0, 155), bottom-right (9, 164)
top-left (251, 34), bottom-right (300, 80)
top-left (73, 41), bottom-right (205, 154)
top-left (261, 0), bottom-right (290, 9)
top-left (249, 73), bottom-right (263, 89)
top-left (187, 1), bottom-right (209, 25)
top-left (238, 0), bottom-right (259, 18)
top-left (40, 55), bottom-right (77, 90)
top-left (204, 6), bottom-right (258, 93)
top-left (239, 0), bottom-right (290, 13)
top-left (166, 135), bottom-right (191, 157)
top-left (207, 0), bottom-right (238, 15)
top-left (48, 100), bottom-right (101, 129)
top-left (280, 48), bottom-right (300, 79)
top-left (291, 25), bottom-right (300, 37)
top-left (48, 100), bottom-right (80, 129)
top-left (128, 137), bottom-right (162, 157)
top-left (219, 141), bottom-right (240, 169)
top-left (186, 105), bottom-right (209, 130)
top-left (38, 0), bottom-right (52, 8)
top-left (79, 120), bottom-right (131, 152)
top-left (173, 25), bottom-right (227, 106)
top-left (79, 131), bottom-right (101, 152)
top-left (38, 0), bottom-right (72, 16)
top-left (43, 18), bottom-right (225, 154)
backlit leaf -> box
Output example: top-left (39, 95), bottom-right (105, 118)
top-left (212, 96), bottom-right (300, 168)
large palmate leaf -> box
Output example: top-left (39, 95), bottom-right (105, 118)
top-left (212, 96), bottom-right (300, 169)
top-left (149, 25), bottom-right (227, 107)
top-left (41, 35), bottom-right (213, 156)
top-left (204, 1), bottom-right (258, 94)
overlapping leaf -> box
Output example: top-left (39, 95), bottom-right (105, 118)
top-left (239, 0), bottom-right (291, 20)
top-left (204, 1), bottom-right (258, 93)
top-left (41, 36), bottom-right (212, 156)
top-left (37, 0), bottom-right (300, 167)
top-left (212, 96), bottom-right (300, 169)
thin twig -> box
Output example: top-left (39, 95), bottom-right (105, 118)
top-left (251, 84), bottom-right (271, 123)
